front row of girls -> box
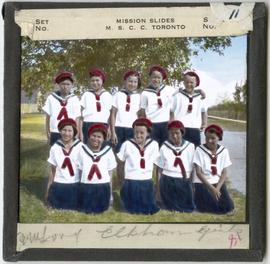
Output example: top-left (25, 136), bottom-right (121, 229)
top-left (46, 118), bottom-right (234, 215)
top-left (43, 66), bottom-right (206, 151)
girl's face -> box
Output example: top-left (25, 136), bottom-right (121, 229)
top-left (150, 70), bottom-right (163, 88)
top-left (60, 125), bottom-right (74, 143)
top-left (134, 125), bottom-right (148, 145)
top-left (183, 75), bottom-right (196, 93)
top-left (90, 76), bottom-right (103, 91)
top-left (125, 75), bottom-right (138, 92)
top-left (205, 132), bottom-right (219, 149)
top-left (59, 79), bottom-right (73, 96)
top-left (88, 131), bottom-right (104, 150)
top-left (169, 128), bottom-right (182, 146)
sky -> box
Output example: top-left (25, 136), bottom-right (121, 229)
top-left (189, 35), bottom-right (247, 106)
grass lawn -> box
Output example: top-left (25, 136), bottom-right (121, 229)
top-left (20, 113), bottom-right (246, 223)
top-left (208, 117), bottom-right (246, 132)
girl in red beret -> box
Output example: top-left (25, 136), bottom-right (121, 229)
top-left (138, 65), bottom-right (177, 147)
top-left (170, 70), bottom-right (207, 147)
top-left (42, 71), bottom-right (81, 146)
top-left (77, 123), bottom-right (117, 213)
top-left (110, 70), bottom-right (141, 153)
top-left (155, 120), bottom-right (196, 212)
top-left (110, 70), bottom-right (141, 184)
top-left (46, 118), bottom-right (82, 210)
top-left (193, 124), bottom-right (234, 214)
top-left (117, 118), bottom-right (160, 214)
top-left (80, 68), bottom-right (112, 144)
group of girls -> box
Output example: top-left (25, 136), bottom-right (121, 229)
top-left (43, 66), bottom-right (234, 215)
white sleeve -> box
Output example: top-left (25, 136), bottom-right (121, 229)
top-left (117, 141), bottom-right (127, 161)
top-left (107, 93), bottom-right (113, 110)
top-left (169, 85), bottom-right (178, 96)
top-left (73, 96), bottom-right (81, 118)
top-left (201, 99), bottom-right (207, 113)
top-left (42, 96), bottom-right (51, 115)
top-left (170, 95), bottom-right (177, 112)
top-left (223, 148), bottom-right (232, 168)
top-left (107, 149), bottom-right (117, 171)
top-left (153, 141), bottom-right (160, 165)
top-left (193, 148), bottom-right (203, 167)
top-left (80, 92), bottom-right (87, 109)
top-left (76, 148), bottom-right (83, 170)
top-left (112, 92), bottom-right (118, 108)
top-left (190, 143), bottom-right (196, 159)
top-left (155, 146), bottom-right (165, 168)
top-left (47, 146), bottom-right (57, 166)
top-left (140, 91), bottom-right (148, 109)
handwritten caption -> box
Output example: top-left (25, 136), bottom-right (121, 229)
top-left (17, 223), bottom-right (248, 250)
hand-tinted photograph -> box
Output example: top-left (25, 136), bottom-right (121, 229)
top-left (20, 35), bottom-right (247, 223)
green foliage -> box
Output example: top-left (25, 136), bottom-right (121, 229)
top-left (21, 37), bottom-right (231, 98)
top-left (190, 37), bottom-right (231, 55)
top-left (20, 186), bottom-right (245, 223)
top-left (209, 81), bottom-right (247, 121)
top-left (233, 81), bottom-right (247, 104)
top-left (20, 113), bottom-right (245, 223)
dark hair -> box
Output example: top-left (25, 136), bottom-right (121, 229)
top-left (60, 124), bottom-right (77, 137)
top-left (133, 124), bottom-right (151, 133)
top-left (59, 77), bottom-right (73, 83)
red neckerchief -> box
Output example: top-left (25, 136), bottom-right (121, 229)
top-left (164, 140), bottom-right (190, 179)
top-left (57, 100), bottom-right (68, 120)
top-left (56, 139), bottom-right (80, 176)
top-left (144, 85), bottom-right (165, 108)
top-left (179, 90), bottom-right (201, 113)
top-left (157, 90), bottom-right (162, 108)
top-left (89, 89), bottom-right (106, 112)
top-left (120, 89), bottom-right (134, 112)
top-left (128, 138), bottom-right (153, 169)
top-left (199, 144), bottom-right (225, 175)
top-left (82, 145), bottom-right (111, 180)
top-left (87, 157), bottom-right (102, 180)
top-left (52, 92), bottom-right (74, 120)
top-left (126, 95), bottom-right (131, 111)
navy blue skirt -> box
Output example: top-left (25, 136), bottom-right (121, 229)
top-left (120, 179), bottom-right (160, 215)
top-left (78, 183), bottom-right (111, 214)
top-left (151, 122), bottom-right (169, 147)
top-left (48, 182), bottom-right (79, 210)
top-left (50, 132), bottom-right (61, 146)
top-left (194, 183), bottom-right (234, 214)
top-left (160, 175), bottom-right (195, 212)
top-left (114, 126), bottom-right (134, 153)
top-left (183, 127), bottom-right (201, 147)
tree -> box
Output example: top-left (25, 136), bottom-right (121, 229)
top-left (21, 37), bottom-right (231, 99)
top-left (208, 81), bottom-right (247, 120)
top-left (233, 81), bottom-right (247, 104)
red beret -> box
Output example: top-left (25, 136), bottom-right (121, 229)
top-left (123, 70), bottom-right (140, 81)
top-left (168, 120), bottom-right (185, 135)
top-left (132, 118), bottom-right (153, 131)
top-left (87, 123), bottom-right (108, 139)
top-left (149, 65), bottom-right (168, 80)
top-left (89, 68), bottom-right (106, 83)
top-left (205, 124), bottom-right (223, 140)
top-left (58, 118), bottom-right (77, 136)
top-left (55, 71), bottom-right (74, 84)
top-left (183, 71), bottom-right (200, 87)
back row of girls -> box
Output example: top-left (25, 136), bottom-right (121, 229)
top-left (46, 117), bottom-right (234, 215)
top-left (42, 66), bottom-right (207, 152)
